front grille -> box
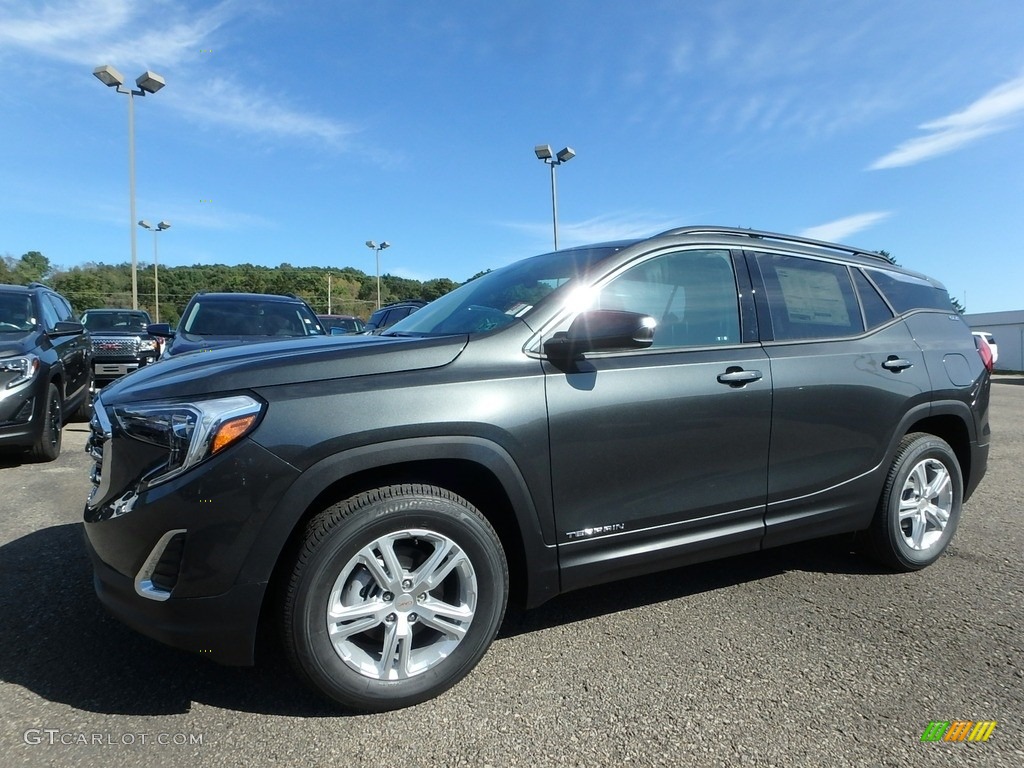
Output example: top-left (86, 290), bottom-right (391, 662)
top-left (91, 336), bottom-right (140, 358)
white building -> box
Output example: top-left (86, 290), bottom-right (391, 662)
top-left (964, 310), bottom-right (1024, 372)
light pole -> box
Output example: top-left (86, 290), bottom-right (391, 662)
top-left (534, 144), bottom-right (575, 250)
top-left (365, 240), bottom-right (391, 310)
top-left (94, 65), bottom-right (166, 310)
top-left (138, 220), bottom-right (170, 322)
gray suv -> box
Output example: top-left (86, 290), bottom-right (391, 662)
top-left (82, 226), bottom-right (990, 712)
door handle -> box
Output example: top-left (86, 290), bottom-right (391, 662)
top-left (717, 368), bottom-right (763, 386)
top-left (882, 357), bottom-right (913, 372)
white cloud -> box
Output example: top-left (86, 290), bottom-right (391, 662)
top-left (0, 0), bottom-right (354, 147)
top-left (503, 213), bottom-right (682, 249)
top-left (870, 74), bottom-right (1024, 169)
top-left (800, 212), bottom-right (891, 242)
top-left (164, 78), bottom-right (358, 147)
top-left (0, 0), bottom-right (235, 69)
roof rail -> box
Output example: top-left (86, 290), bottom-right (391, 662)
top-left (653, 225), bottom-right (891, 263)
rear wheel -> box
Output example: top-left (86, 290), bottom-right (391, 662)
top-left (27, 384), bottom-right (62, 462)
top-left (71, 374), bottom-right (94, 422)
top-left (282, 484), bottom-right (508, 712)
top-left (868, 433), bottom-right (962, 571)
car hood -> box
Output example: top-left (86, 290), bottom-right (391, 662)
top-left (0, 332), bottom-right (39, 357)
top-left (88, 329), bottom-right (149, 337)
top-left (164, 334), bottom-right (296, 356)
top-left (99, 333), bottom-right (469, 403)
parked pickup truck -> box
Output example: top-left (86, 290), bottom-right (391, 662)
top-left (80, 309), bottom-right (161, 387)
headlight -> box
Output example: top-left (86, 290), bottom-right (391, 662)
top-left (0, 354), bottom-right (40, 389)
top-left (139, 339), bottom-right (158, 352)
top-left (113, 395), bottom-right (262, 487)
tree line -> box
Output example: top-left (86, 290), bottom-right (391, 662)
top-left (2, 251), bottom-right (461, 324)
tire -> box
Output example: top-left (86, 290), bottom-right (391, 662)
top-left (282, 484), bottom-right (508, 712)
top-left (868, 433), bottom-right (962, 571)
top-left (27, 384), bottom-right (62, 462)
top-left (71, 377), bottom-right (94, 422)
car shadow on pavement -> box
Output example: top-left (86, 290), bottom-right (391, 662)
top-left (0, 522), bottom-right (341, 718)
top-left (498, 534), bottom-right (886, 639)
top-left (0, 524), bottom-right (884, 719)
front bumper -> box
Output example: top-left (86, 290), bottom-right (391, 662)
top-left (0, 376), bottom-right (46, 449)
top-left (85, 532), bottom-right (266, 665)
top-left (92, 354), bottom-right (159, 384)
top-left (83, 437), bottom-right (300, 665)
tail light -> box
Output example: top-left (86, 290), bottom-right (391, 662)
top-left (975, 335), bottom-right (994, 372)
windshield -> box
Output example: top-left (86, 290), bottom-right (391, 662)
top-left (386, 244), bottom-right (630, 336)
top-left (181, 298), bottom-right (325, 337)
top-left (0, 294), bottom-right (35, 332)
top-left (82, 311), bottom-right (150, 332)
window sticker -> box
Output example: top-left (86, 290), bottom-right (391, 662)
top-left (776, 266), bottom-right (850, 326)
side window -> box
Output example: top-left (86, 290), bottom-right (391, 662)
top-left (755, 253), bottom-right (864, 341)
top-left (853, 269), bottom-right (894, 330)
top-left (594, 249), bottom-right (739, 348)
top-left (48, 294), bottom-right (73, 322)
top-left (864, 268), bottom-right (953, 314)
top-left (38, 294), bottom-right (60, 331)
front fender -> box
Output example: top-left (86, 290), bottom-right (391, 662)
top-left (236, 436), bottom-right (559, 608)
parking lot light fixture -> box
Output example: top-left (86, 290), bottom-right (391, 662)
top-left (534, 144), bottom-right (575, 250)
top-left (94, 64), bottom-right (166, 310)
top-left (138, 219), bottom-right (171, 322)
top-left (365, 240), bottom-right (391, 310)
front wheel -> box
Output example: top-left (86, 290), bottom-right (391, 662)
top-left (282, 484), bottom-right (508, 712)
top-left (27, 384), bottom-right (62, 462)
top-left (868, 433), bottom-right (963, 571)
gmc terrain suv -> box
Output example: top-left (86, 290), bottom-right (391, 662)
top-left (83, 227), bottom-right (990, 712)
top-left (80, 308), bottom-right (160, 387)
top-left (147, 291), bottom-right (325, 357)
top-left (0, 282), bottom-right (91, 461)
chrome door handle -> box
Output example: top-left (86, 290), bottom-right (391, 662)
top-left (882, 357), bottom-right (913, 372)
top-left (717, 369), bottom-right (763, 386)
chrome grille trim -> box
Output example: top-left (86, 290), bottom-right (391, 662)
top-left (90, 336), bottom-right (141, 357)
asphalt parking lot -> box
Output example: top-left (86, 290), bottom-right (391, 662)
top-left (1, 378), bottom-right (1022, 768)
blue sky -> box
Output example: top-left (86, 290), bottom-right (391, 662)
top-left (1, 0), bottom-right (1023, 312)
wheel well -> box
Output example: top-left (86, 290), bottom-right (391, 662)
top-left (905, 415), bottom-right (971, 489)
top-left (48, 372), bottom-right (64, 398)
top-left (258, 459), bottom-right (530, 656)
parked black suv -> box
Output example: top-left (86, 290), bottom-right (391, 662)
top-left (0, 283), bottom-right (91, 461)
top-left (318, 314), bottom-right (365, 335)
top-left (81, 308), bottom-right (161, 387)
top-left (147, 292), bottom-right (325, 357)
top-left (363, 299), bottom-right (426, 334)
top-left (83, 227), bottom-right (990, 711)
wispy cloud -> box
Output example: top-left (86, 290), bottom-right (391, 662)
top-left (870, 74), bottom-right (1024, 169)
top-left (503, 213), bottom-right (681, 248)
top-left (0, 0), bottom-right (235, 69)
top-left (0, 0), bottom-right (354, 148)
top-left (164, 78), bottom-right (358, 147)
top-left (800, 212), bottom-right (891, 242)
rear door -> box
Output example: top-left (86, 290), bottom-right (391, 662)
top-left (748, 251), bottom-right (932, 545)
top-left (545, 247), bottom-right (771, 591)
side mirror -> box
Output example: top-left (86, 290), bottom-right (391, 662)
top-left (146, 323), bottom-right (175, 339)
top-left (49, 321), bottom-right (85, 337)
top-left (544, 309), bottom-right (656, 362)
top-left (330, 327), bottom-right (347, 336)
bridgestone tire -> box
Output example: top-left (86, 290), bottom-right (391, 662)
top-left (868, 433), bottom-right (963, 571)
top-left (282, 484), bottom-right (508, 712)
